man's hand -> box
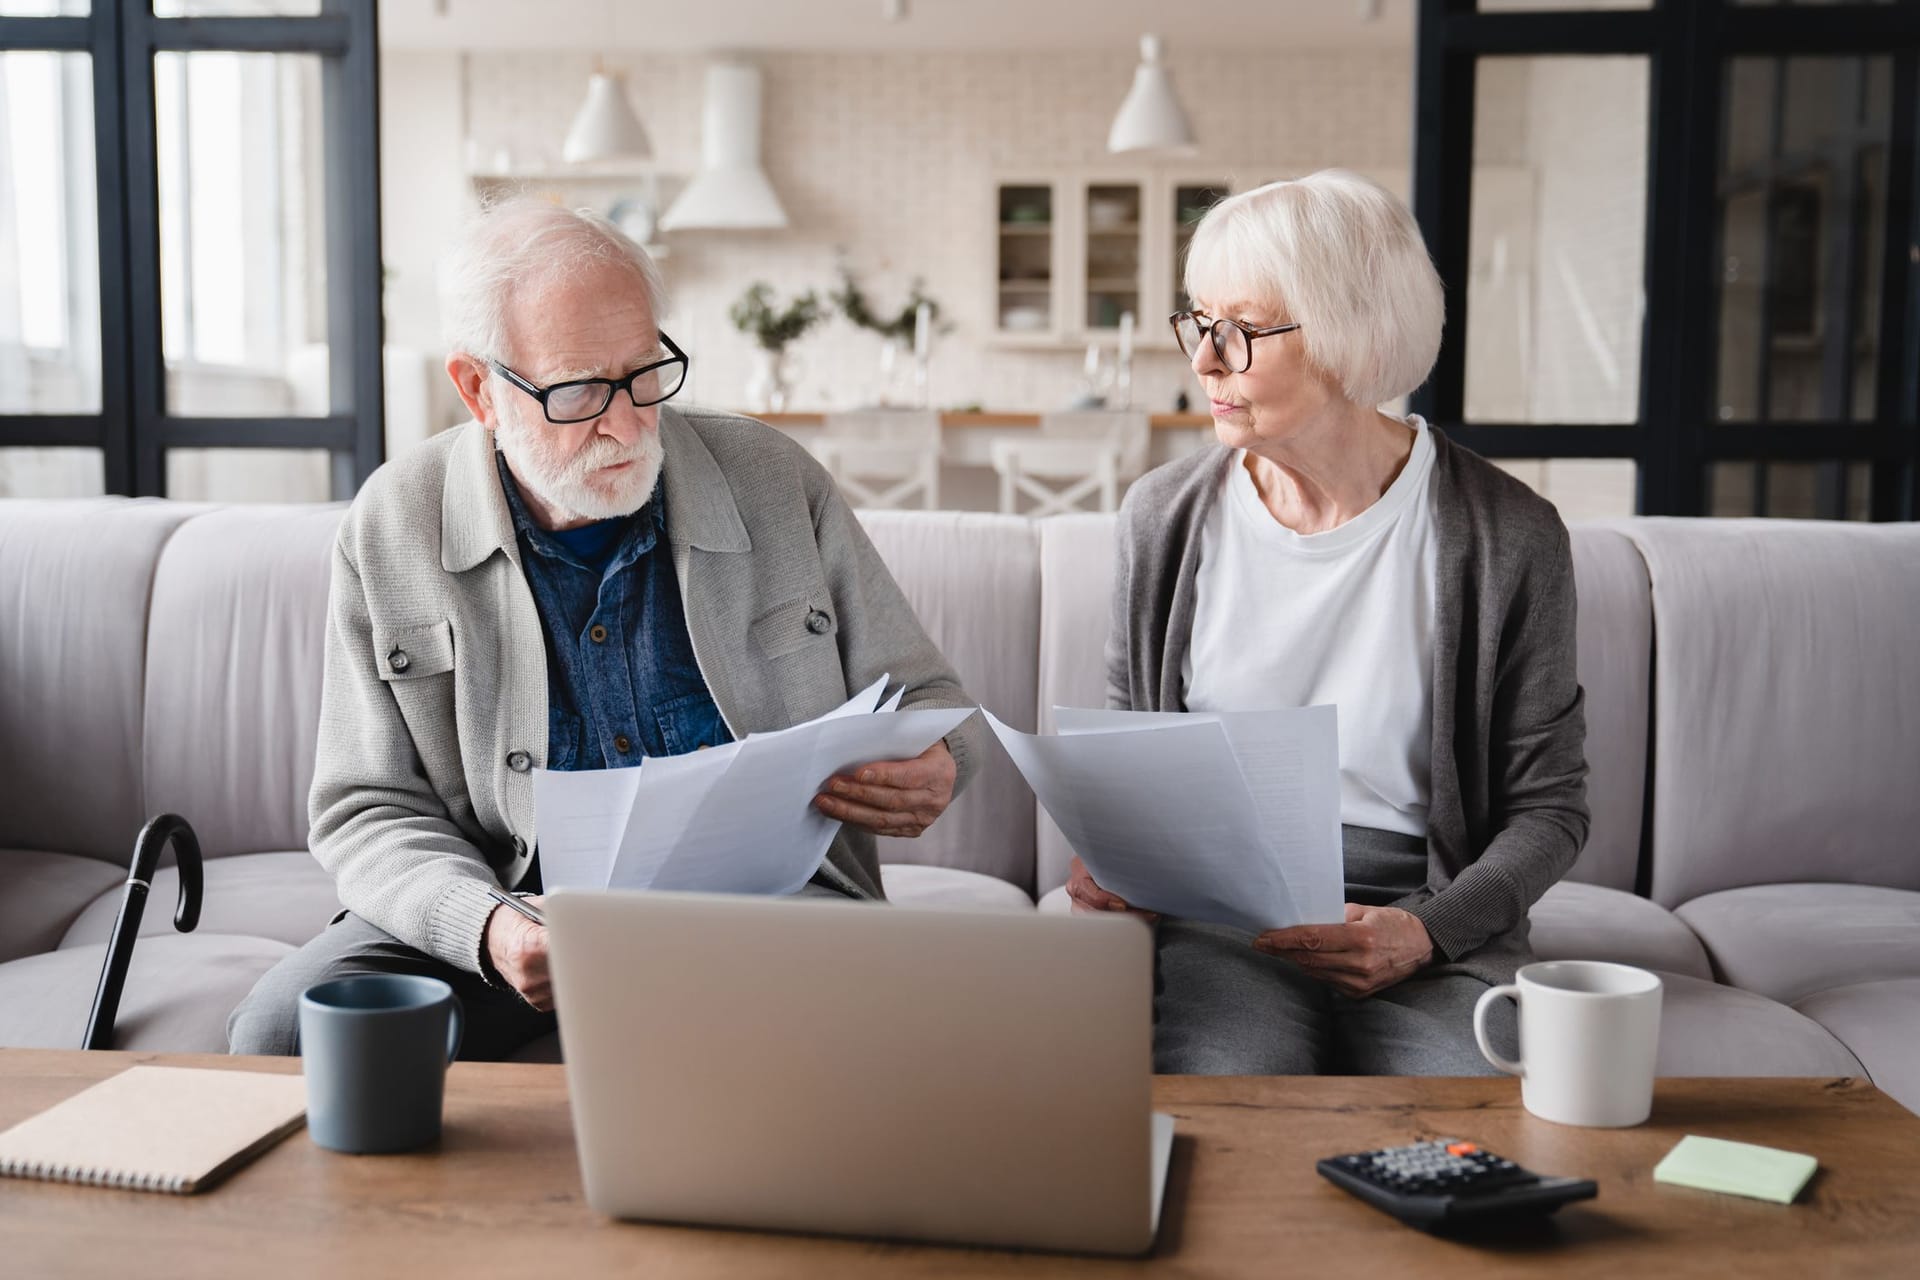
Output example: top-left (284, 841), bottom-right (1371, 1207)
top-left (483, 894), bottom-right (552, 1010)
top-left (1064, 855), bottom-right (1159, 922)
top-left (813, 740), bottom-right (956, 838)
top-left (1253, 904), bottom-right (1434, 998)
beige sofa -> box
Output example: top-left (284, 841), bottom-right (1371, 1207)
top-left (1, 498), bottom-right (1914, 1113)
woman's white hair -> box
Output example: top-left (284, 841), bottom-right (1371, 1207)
top-left (1183, 170), bottom-right (1443, 407)
top-left (439, 193), bottom-right (668, 364)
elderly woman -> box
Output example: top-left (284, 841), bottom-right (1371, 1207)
top-left (1067, 170), bottom-right (1589, 1075)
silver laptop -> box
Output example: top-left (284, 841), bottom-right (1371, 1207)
top-left (546, 890), bottom-right (1174, 1256)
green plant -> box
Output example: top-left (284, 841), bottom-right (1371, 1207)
top-left (831, 270), bottom-right (946, 343)
top-left (728, 283), bottom-right (823, 352)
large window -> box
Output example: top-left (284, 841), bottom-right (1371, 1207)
top-left (0, 0), bottom-right (381, 499)
top-left (1413, 0), bottom-right (1919, 519)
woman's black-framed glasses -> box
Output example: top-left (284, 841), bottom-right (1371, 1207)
top-left (1169, 311), bottom-right (1300, 373)
top-left (490, 331), bottom-right (690, 425)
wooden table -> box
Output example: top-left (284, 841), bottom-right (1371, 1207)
top-left (3, 1051), bottom-right (1916, 1278)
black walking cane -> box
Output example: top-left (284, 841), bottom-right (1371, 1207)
top-left (82, 814), bottom-right (203, 1050)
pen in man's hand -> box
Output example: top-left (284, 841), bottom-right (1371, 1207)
top-left (486, 885), bottom-right (547, 927)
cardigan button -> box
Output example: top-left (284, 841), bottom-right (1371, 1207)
top-left (387, 649), bottom-right (410, 673)
top-left (506, 750), bottom-right (532, 773)
top-left (511, 836), bottom-right (528, 858)
top-left (806, 609), bottom-right (831, 635)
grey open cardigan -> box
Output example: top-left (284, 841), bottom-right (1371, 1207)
top-left (1107, 429), bottom-right (1591, 986)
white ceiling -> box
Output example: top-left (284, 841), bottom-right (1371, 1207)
top-left (378, 0), bottom-right (1416, 53)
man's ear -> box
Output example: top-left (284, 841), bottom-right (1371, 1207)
top-left (447, 352), bottom-right (496, 429)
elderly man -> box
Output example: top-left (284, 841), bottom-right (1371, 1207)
top-left (228, 197), bottom-right (981, 1058)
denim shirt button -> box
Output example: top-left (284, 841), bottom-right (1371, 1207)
top-left (614, 734), bottom-right (633, 754)
top-left (806, 609), bottom-right (831, 635)
top-left (589, 624), bottom-right (608, 644)
top-left (506, 750), bottom-right (533, 773)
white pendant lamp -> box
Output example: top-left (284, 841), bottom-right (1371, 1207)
top-left (1107, 34), bottom-right (1196, 155)
top-left (659, 60), bottom-right (788, 231)
top-left (562, 68), bottom-right (652, 164)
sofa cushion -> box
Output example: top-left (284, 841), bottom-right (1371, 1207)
top-left (0, 850), bottom-right (124, 963)
top-left (60, 850), bottom-right (341, 952)
top-left (881, 863), bottom-right (1035, 913)
top-left (1629, 519), bottom-right (1920, 906)
top-left (1525, 880), bottom-right (1711, 980)
top-left (1563, 524), bottom-right (1651, 892)
top-left (1652, 970), bottom-right (1864, 1077)
top-left (0, 932), bottom-right (292, 1052)
top-left (1794, 979), bottom-right (1920, 1116)
top-left (0, 498), bottom-right (206, 859)
top-left (1675, 883), bottom-right (1920, 1004)
top-left (142, 504), bottom-right (344, 858)
top-left (857, 511), bottom-right (1040, 891)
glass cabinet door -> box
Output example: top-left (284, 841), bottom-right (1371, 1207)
top-left (1172, 183), bottom-right (1230, 313)
top-left (1083, 182), bottom-right (1143, 330)
top-left (996, 184), bottom-right (1054, 335)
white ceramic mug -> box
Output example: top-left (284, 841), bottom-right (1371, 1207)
top-left (1473, 960), bottom-right (1663, 1128)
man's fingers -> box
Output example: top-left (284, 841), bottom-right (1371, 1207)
top-left (822, 776), bottom-right (940, 810)
top-left (813, 793), bottom-right (934, 836)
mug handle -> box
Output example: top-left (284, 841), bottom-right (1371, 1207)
top-left (1473, 984), bottom-right (1524, 1076)
top-left (444, 994), bottom-right (465, 1064)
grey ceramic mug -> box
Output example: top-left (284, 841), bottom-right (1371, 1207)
top-left (299, 974), bottom-right (464, 1154)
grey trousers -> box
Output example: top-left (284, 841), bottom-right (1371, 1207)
top-left (228, 881), bottom-right (857, 1060)
top-left (227, 911), bottom-right (558, 1061)
top-left (1152, 827), bottom-right (1520, 1076)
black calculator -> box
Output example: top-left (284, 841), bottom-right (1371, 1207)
top-left (1316, 1139), bottom-right (1597, 1232)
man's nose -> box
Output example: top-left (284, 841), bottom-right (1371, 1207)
top-left (595, 395), bottom-right (658, 445)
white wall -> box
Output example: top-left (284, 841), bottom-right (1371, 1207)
top-left (386, 46), bottom-right (1415, 423)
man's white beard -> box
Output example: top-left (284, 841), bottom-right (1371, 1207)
top-left (493, 392), bottom-right (664, 523)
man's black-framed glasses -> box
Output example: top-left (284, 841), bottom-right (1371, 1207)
top-left (1169, 311), bottom-right (1301, 373)
top-left (491, 332), bottom-right (690, 425)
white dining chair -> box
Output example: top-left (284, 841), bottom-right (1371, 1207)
top-left (989, 410), bottom-right (1150, 517)
top-left (809, 410), bottom-right (943, 510)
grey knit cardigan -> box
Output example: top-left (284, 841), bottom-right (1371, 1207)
top-left (1106, 429), bottom-right (1591, 985)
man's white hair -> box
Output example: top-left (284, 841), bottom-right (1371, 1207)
top-left (439, 193), bottom-right (668, 365)
top-left (1183, 170), bottom-right (1443, 408)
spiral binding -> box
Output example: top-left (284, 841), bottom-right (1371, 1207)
top-left (0, 1157), bottom-right (188, 1194)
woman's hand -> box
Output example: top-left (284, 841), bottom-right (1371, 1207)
top-left (813, 740), bottom-right (956, 838)
top-left (1253, 904), bottom-right (1433, 998)
top-left (1064, 856), bottom-right (1159, 922)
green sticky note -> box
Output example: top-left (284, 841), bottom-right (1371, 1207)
top-left (1653, 1135), bottom-right (1818, 1204)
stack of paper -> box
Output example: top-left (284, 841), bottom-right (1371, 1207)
top-left (987, 706), bottom-right (1344, 933)
top-left (534, 676), bottom-right (971, 896)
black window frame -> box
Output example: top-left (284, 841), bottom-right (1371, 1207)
top-left (0, 0), bottom-right (383, 499)
top-left (1411, 0), bottom-right (1920, 520)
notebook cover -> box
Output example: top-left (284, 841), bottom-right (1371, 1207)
top-left (1652, 1134), bottom-right (1819, 1205)
top-left (0, 1065), bottom-right (307, 1195)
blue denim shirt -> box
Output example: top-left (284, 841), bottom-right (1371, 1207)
top-left (497, 453), bottom-right (732, 772)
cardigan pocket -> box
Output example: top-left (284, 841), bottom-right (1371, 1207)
top-left (373, 618), bottom-right (455, 682)
top-left (748, 596), bottom-right (837, 659)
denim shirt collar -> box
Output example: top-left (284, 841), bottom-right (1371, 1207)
top-left (495, 450), bottom-right (662, 578)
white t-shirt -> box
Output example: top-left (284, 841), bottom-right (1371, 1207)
top-left (1181, 416), bottom-right (1438, 837)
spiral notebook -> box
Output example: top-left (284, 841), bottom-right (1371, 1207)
top-left (0, 1065), bottom-right (308, 1194)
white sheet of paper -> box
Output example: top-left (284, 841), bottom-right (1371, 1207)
top-left (530, 766), bottom-right (642, 892)
top-left (1053, 705), bottom-right (1345, 924)
top-left (640, 706), bottom-right (973, 895)
top-left (986, 710), bottom-right (1304, 934)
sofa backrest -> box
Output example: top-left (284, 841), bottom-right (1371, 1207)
top-left (1630, 519), bottom-right (1920, 907)
top-left (141, 504), bottom-right (344, 858)
top-left (0, 498), bottom-right (205, 862)
top-left (1031, 514), bottom-right (1655, 897)
top-left (855, 510), bottom-right (1041, 891)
